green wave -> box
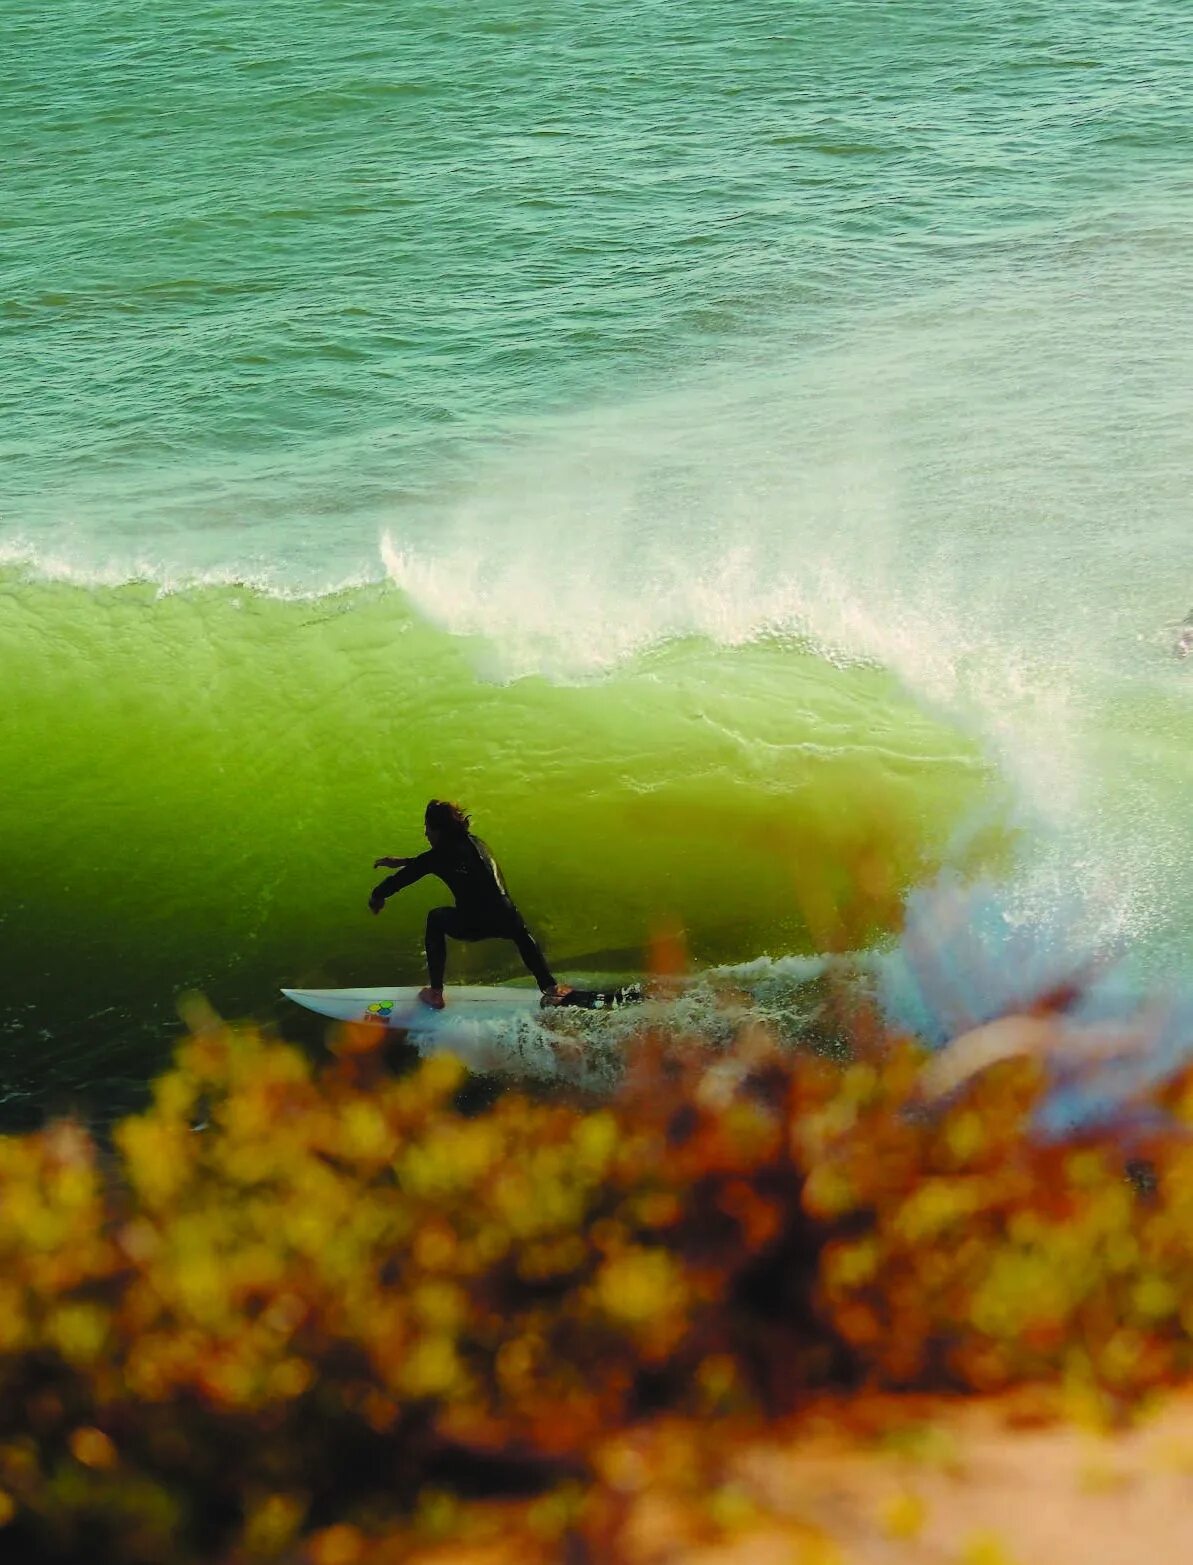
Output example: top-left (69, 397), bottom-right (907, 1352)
top-left (0, 574), bottom-right (1004, 1107)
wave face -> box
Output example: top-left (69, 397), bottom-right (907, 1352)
top-left (0, 575), bottom-right (995, 1109)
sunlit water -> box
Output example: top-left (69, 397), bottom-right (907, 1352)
top-left (2, 0), bottom-right (1191, 1120)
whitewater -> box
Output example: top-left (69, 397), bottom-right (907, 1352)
top-left (2, 0), bottom-right (1191, 1123)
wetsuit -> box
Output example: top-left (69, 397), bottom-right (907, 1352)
top-left (371, 833), bottom-right (556, 991)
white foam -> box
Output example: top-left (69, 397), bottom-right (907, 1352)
top-left (404, 964), bottom-right (837, 1089)
top-left (0, 537), bottom-right (374, 602)
top-left (380, 529), bottom-right (827, 679)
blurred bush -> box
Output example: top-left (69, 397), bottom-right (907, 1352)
top-left (0, 994), bottom-right (1190, 1562)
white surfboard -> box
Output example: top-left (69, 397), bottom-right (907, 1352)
top-left (281, 985), bottom-right (548, 1030)
top-left (281, 983), bottom-right (644, 1031)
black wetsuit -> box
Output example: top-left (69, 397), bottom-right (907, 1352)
top-left (372, 833), bottom-right (556, 991)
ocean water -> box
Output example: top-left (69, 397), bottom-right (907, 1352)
top-left (2, 0), bottom-right (1191, 1122)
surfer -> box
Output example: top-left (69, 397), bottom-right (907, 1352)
top-left (368, 800), bottom-right (573, 1010)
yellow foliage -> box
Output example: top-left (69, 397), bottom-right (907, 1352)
top-left (0, 999), bottom-right (1187, 1562)
top-left (880, 1487), bottom-right (927, 1540)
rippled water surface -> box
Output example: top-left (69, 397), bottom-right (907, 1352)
top-left (2, 0), bottom-right (1191, 1119)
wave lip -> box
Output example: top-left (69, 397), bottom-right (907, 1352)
top-left (379, 528), bottom-right (835, 681)
top-left (0, 537), bottom-right (377, 601)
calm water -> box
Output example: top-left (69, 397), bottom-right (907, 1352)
top-left (2, 0), bottom-right (1191, 1119)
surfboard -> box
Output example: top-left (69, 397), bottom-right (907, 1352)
top-left (281, 984), bottom-right (643, 1030)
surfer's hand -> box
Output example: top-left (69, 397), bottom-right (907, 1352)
top-left (373, 856), bottom-right (408, 869)
top-left (368, 892), bottom-right (386, 915)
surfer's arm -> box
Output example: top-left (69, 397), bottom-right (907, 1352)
top-left (373, 856), bottom-right (413, 869)
top-left (369, 852), bottom-right (434, 911)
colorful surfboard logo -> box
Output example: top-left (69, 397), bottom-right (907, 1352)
top-left (363, 1001), bottom-right (393, 1022)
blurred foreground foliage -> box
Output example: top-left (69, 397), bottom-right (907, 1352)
top-left (1, 998), bottom-right (1192, 1563)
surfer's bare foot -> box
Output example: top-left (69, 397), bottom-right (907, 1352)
top-left (539, 985), bottom-right (574, 1009)
top-left (418, 987), bottom-right (445, 1010)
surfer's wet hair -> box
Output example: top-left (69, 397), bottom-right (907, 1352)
top-left (425, 799), bottom-right (471, 836)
